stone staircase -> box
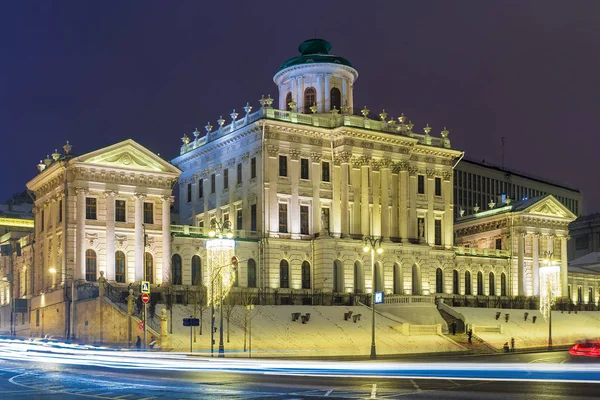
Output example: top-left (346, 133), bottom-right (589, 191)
top-left (438, 309), bottom-right (497, 354)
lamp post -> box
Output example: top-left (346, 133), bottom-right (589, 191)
top-left (540, 251), bottom-right (559, 351)
top-left (49, 267), bottom-right (75, 340)
top-left (363, 236), bottom-right (383, 360)
top-left (207, 219), bottom-right (235, 358)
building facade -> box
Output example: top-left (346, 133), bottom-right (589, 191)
top-left (454, 158), bottom-right (582, 220)
top-left (568, 213), bottom-right (600, 261)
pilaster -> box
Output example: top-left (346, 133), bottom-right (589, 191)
top-left (134, 193), bottom-right (146, 282)
top-left (104, 190), bottom-right (117, 281)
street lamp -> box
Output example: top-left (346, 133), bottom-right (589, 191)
top-left (49, 267), bottom-right (75, 340)
top-left (540, 251), bottom-right (559, 351)
top-left (206, 219), bottom-right (236, 358)
top-left (363, 236), bottom-right (383, 359)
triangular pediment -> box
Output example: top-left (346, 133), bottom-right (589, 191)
top-left (78, 139), bottom-right (181, 176)
top-left (523, 195), bottom-right (576, 220)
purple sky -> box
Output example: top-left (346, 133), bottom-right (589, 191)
top-left (1, 1), bottom-right (598, 212)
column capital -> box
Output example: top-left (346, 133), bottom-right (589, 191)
top-left (75, 187), bottom-right (88, 195)
top-left (336, 151), bottom-right (352, 164)
top-left (161, 195), bottom-right (175, 204)
top-left (103, 190), bottom-right (117, 198)
top-left (289, 148), bottom-right (301, 161)
top-left (379, 157), bottom-right (392, 169)
top-left (310, 152), bottom-right (322, 163)
top-left (267, 145), bottom-right (279, 158)
top-left (133, 192), bottom-right (147, 201)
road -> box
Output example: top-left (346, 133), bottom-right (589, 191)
top-left (0, 348), bottom-right (599, 399)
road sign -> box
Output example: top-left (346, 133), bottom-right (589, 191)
top-left (138, 321), bottom-right (144, 330)
top-left (231, 256), bottom-right (239, 267)
top-left (183, 317), bottom-right (200, 327)
top-left (141, 281), bottom-right (150, 294)
top-left (374, 292), bottom-right (384, 304)
top-left (141, 293), bottom-right (150, 303)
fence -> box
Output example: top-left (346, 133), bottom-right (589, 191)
top-left (384, 295), bottom-right (436, 305)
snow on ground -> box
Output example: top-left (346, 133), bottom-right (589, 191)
top-left (156, 304), bottom-right (462, 357)
top-left (379, 304), bottom-right (448, 328)
top-left (451, 306), bottom-right (600, 349)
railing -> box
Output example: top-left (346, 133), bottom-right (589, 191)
top-left (472, 325), bottom-right (502, 334)
top-left (384, 295), bottom-right (436, 305)
top-left (454, 246), bottom-right (510, 258)
top-left (180, 106), bottom-right (452, 156)
top-left (408, 324), bottom-right (442, 336)
top-left (170, 225), bottom-right (260, 240)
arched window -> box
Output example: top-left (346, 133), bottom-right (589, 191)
top-left (465, 271), bottom-right (472, 295)
top-left (172, 254), bottom-right (182, 285)
top-left (191, 255), bottom-right (202, 286)
top-left (435, 268), bottom-right (443, 293)
top-left (280, 260), bottom-right (289, 288)
top-left (115, 251), bottom-right (125, 283)
top-left (85, 250), bottom-right (97, 282)
top-left (333, 260), bottom-right (344, 292)
top-left (501, 273), bottom-right (507, 296)
top-left (247, 259), bottom-right (257, 288)
top-left (144, 253), bottom-right (153, 284)
top-left (412, 264), bottom-right (421, 295)
top-left (330, 87), bottom-right (341, 111)
top-left (374, 262), bottom-right (384, 293)
top-left (285, 92), bottom-right (293, 111)
top-left (354, 261), bottom-right (364, 293)
top-left (393, 263), bottom-right (402, 294)
top-left (477, 271), bottom-right (483, 295)
top-left (489, 272), bottom-right (495, 296)
top-left (304, 87), bottom-right (316, 114)
top-left (453, 270), bottom-right (459, 294)
top-left (578, 286), bottom-right (583, 304)
top-left (301, 261), bottom-right (311, 289)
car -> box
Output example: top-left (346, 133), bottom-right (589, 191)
top-left (568, 340), bottom-right (600, 361)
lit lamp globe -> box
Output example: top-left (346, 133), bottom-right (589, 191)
top-left (376, 247), bottom-right (384, 255)
top-left (49, 268), bottom-right (57, 274)
top-left (208, 230), bottom-right (216, 238)
top-left (363, 246), bottom-right (370, 253)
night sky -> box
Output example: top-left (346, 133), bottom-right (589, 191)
top-left (1, 1), bottom-right (598, 212)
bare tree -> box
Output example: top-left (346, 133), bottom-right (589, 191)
top-left (187, 283), bottom-right (207, 338)
top-left (239, 287), bottom-right (257, 352)
top-left (224, 289), bottom-right (237, 343)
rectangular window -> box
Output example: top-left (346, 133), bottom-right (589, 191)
top-left (435, 177), bottom-right (442, 196)
top-left (58, 200), bottom-right (62, 223)
top-left (143, 203), bottom-right (153, 224)
top-left (236, 209), bottom-right (243, 230)
top-left (300, 158), bottom-right (309, 180)
top-left (115, 200), bottom-right (126, 222)
top-left (211, 174), bottom-right (216, 194)
top-left (223, 168), bottom-right (229, 190)
top-left (321, 208), bottom-right (330, 232)
top-left (251, 157), bottom-right (257, 179)
top-left (187, 183), bottom-right (192, 203)
top-left (198, 180), bottom-right (203, 199)
top-left (237, 163), bottom-right (242, 185)
top-left (85, 197), bottom-right (97, 220)
top-left (40, 210), bottom-right (44, 231)
top-left (418, 175), bottom-right (425, 194)
top-left (300, 205), bottom-right (309, 235)
top-left (278, 203), bottom-right (288, 233)
top-left (434, 220), bottom-right (442, 246)
top-left (251, 204), bottom-right (257, 231)
top-left (321, 161), bottom-right (330, 182)
top-left (223, 212), bottom-right (229, 229)
top-left (279, 155), bottom-right (287, 177)
top-left (495, 238), bottom-right (502, 250)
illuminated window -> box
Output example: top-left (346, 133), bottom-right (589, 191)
top-left (172, 254), bottom-right (182, 285)
top-left (85, 249), bottom-right (97, 282)
top-left (115, 200), bottom-right (126, 222)
top-left (115, 251), bottom-right (126, 283)
top-left (144, 253), bottom-right (153, 284)
top-left (285, 92), bottom-right (293, 111)
top-left (280, 260), bottom-right (289, 288)
top-left (191, 255), bottom-right (201, 285)
top-left (304, 87), bottom-right (316, 114)
top-left (85, 197), bottom-right (97, 220)
top-left (330, 87), bottom-right (341, 110)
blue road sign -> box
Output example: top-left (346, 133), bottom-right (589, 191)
top-left (374, 292), bottom-right (384, 304)
top-left (183, 318), bottom-right (200, 327)
top-left (141, 281), bottom-right (150, 294)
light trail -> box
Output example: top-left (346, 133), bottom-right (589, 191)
top-left (0, 338), bottom-right (599, 383)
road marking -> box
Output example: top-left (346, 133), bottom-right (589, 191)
top-left (447, 379), bottom-right (461, 387)
top-left (324, 389), bottom-right (333, 396)
top-left (370, 383), bottom-right (377, 399)
top-left (409, 379), bottom-right (422, 392)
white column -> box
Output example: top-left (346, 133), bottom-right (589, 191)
top-left (290, 154), bottom-right (300, 234)
top-left (341, 78), bottom-right (348, 109)
top-left (296, 76), bottom-right (303, 113)
top-left (352, 165), bottom-right (361, 235)
top-left (518, 232), bottom-right (525, 296)
top-left (408, 168), bottom-right (417, 240)
top-left (324, 74), bottom-right (331, 111)
top-left (532, 233), bottom-right (540, 296)
top-left (391, 166), bottom-right (399, 239)
top-left (290, 76), bottom-right (297, 111)
top-left (104, 191), bottom-right (116, 281)
top-left (443, 173), bottom-right (453, 249)
top-left (426, 172), bottom-right (435, 245)
top-left (372, 167), bottom-right (380, 236)
top-left (360, 163), bottom-right (370, 236)
top-left (561, 236), bottom-right (568, 298)
top-left (399, 164), bottom-right (409, 241)
top-left (340, 155), bottom-right (350, 237)
top-left (380, 162), bottom-right (390, 240)
top-left (134, 193), bottom-right (146, 282)
top-left (311, 153), bottom-right (322, 234)
top-left (76, 188), bottom-right (87, 281)
top-left (161, 196), bottom-right (173, 284)
top-left (332, 161), bottom-right (341, 237)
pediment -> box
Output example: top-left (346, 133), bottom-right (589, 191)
top-left (78, 139), bottom-right (181, 175)
top-left (525, 196), bottom-right (576, 220)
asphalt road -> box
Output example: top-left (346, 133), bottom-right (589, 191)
top-left (0, 351), bottom-right (598, 399)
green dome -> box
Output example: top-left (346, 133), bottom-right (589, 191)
top-left (278, 39), bottom-right (353, 72)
